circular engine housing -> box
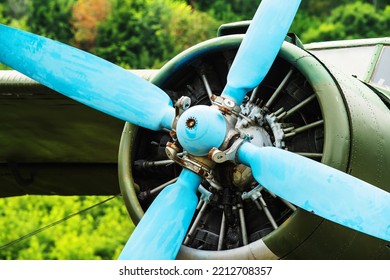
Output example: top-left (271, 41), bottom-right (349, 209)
top-left (119, 34), bottom-right (390, 259)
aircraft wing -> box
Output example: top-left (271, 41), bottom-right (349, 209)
top-left (0, 69), bottom-right (157, 197)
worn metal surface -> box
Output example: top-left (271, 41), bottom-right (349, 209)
top-left (0, 69), bottom-right (157, 197)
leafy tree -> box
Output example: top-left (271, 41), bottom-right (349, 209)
top-left (183, 0), bottom-right (260, 21)
top-left (27, 0), bottom-right (77, 43)
top-left (329, 2), bottom-right (386, 39)
top-left (92, 0), bottom-right (152, 68)
top-left (301, 2), bottom-right (390, 43)
top-left (71, 0), bottom-right (111, 50)
top-left (0, 0), bottom-right (28, 29)
top-left (292, 0), bottom-right (388, 17)
top-left (0, 0), bottom-right (29, 20)
top-left (290, 10), bottom-right (320, 37)
top-left (0, 195), bottom-right (133, 259)
top-left (94, 0), bottom-right (219, 69)
top-left (0, 3), bottom-right (8, 25)
top-left (299, 0), bottom-right (350, 17)
top-left (367, 0), bottom-right (387, 9)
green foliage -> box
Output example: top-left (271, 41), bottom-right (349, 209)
top-left (290, 11), bottom-right (320, 37)
top-left (195, 0), bottom-right (261, 22)
top-left (27, 0), bottom-right (77, 43)
top-left (0, 0), bottom-right (29, 20)
top-left (93, 0), bottom-right (156, 68)
top-left (299, 0), bottom-right (350, 17)
top-left (300, 2), bottom-right (390, 43)
top-left (0, 0), bottom-right (28, 30)
top-left (0, 195), bottom-right (133, 259)
top-left (0, 2), bottom-right (9, 24)
top-left (71, 0), bottom-right (111, 50)
top-left (330, 2), bottom-right (387, 39)
top-left (94, 0), bottom-right (219, 69)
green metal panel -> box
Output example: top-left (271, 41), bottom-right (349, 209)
top-left (118, 122), bottom-right (144, 224)
top-left (217, 21), bottom-right (251, 37)
top-left (281, 48), bottom-right (390, 260)
top-left (305, 37), bottom-right (390, 50)
top-left (330, 63), bottom-right (390, 192)
top-left (305, 37), bottom-right (390, 84)
top-left (366, 44), bottom-right (384, 83)
top-left (263, 42), bottom-right (353, 258)
top-left (0, 70), bottom-right (156, 197)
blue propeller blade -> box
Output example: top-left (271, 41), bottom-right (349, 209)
top-left (118, 169), bottom-right (202, 260)
top-left (0, 24), bottom-right (175, 131)
top-left (237, 142), bottom-right (390, 242)
top-left (221, 0), bottom-right (301, 105)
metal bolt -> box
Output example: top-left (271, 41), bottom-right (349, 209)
top-left (180, 96), bottom-right (191, 110)
top-left (186, 117), bottom-right (197, 129)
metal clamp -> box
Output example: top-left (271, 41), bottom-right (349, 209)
top-left (209, 134), bottom-right (249, 163)
top-left (165, 142), bottom-right (214, 179)
top-left (241, 184), bottom-right (264, 201)
top-left (198, 184), bottom-right (213, 203)
top-left (171, 96), bottom-right (191, 131)
top-left (211, 94), bottom-right (241, 115)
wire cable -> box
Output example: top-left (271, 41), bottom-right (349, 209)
top-left (0, 195), bottom-right (119, 250)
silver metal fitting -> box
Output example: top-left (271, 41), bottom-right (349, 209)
top-left (211, 94), bottom-right (241, 115)
top-left (209, 136), bottom-right (247, 164)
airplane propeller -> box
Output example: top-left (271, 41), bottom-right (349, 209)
top-left (0, 23), bottom-right (175, 131)
top-left (0, 0), bottom-right (389, 260)
top-left (237, 143), bottom-right (390, 243)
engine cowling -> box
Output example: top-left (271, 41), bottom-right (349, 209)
top-left (119, 34), bottom-right (390, 259)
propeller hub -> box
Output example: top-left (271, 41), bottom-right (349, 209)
top-left (176, 105), bottom-right (227, 156)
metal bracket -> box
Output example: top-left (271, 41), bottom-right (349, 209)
top-left (198, 184), bottom-right (213, 203)
top-left (265, 112), bottom-right (285, 148)
top-left (209, 134), bottom-right (249, 164)
top-left (171, 96), bottom-right (191, 131)
top-left (241, 184), bottom-right (264, 201)
top-left (211, 94), bottom-right (241, 116)
top-left (165, 142), bottom-right (214, 179)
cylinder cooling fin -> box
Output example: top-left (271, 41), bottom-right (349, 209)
top-left (119, 35), bottom-right (390, 259)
